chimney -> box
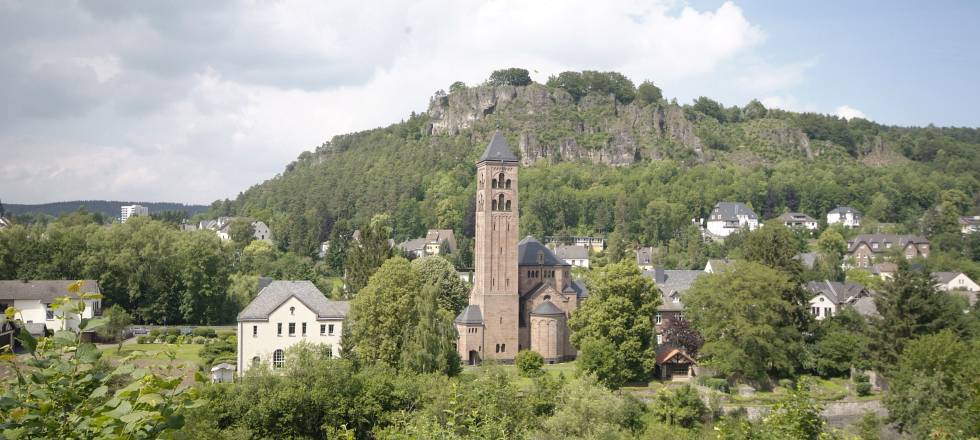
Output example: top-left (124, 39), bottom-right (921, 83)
top-left (654, 267), bottom-right (666, 284)
top-left (256, 277), bottom-right (273, 295)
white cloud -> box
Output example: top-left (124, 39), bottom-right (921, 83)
top-left (0, 0), bottom-right (772, 204)
top-left (834, 105), bottom-right (866, 120)
top-left (737, 58), bottom-right (817, 93)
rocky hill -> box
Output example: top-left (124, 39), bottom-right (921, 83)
top-left (216, 77), bottom-right (980, 258)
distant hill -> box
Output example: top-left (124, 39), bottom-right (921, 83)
top-left (4, 201), bottom-right (211, 219)
top-left (211, 70), bottom-right (980, 257)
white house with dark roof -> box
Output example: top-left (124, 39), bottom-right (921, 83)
top-left (554, 244), bottom-right (589, 268)
top-left (705, 202), bottom-right (759, 238)
top-left (642, 268), bottom-right (706, 343)
top-left (805, 280), bottom-right (873, 320)
top-left (398, 229), bottom-right (458, 258)
top-left (237, 280), bottom-right (349, 375)
top-left (960, 216), bottom-right (980, 234)
top-left (933, 272), bottom-right (979, 306)
top-left (0, 280), bottom-right (102, 334)
top-left (827, 206), bottom-right (861, 228)
top-left (779, 212), bottom-right (818, 230)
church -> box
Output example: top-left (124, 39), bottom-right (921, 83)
top-left (455, 132), bottom-right (588, 365)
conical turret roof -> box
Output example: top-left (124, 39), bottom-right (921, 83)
top-left (478, 131), bottom-right (518, 163)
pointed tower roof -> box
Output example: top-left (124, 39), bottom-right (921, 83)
top-left (477, 131), bottom-right (518, 164)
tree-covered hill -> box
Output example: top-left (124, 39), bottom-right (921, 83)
top-left (213, 70), bottom-right (980, 260)
top-left (4, 200), bottom-right (209, 220)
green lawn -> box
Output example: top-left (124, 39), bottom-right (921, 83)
top-left (99, 343), bottom-right (204, 365)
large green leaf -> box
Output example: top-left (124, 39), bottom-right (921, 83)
top-left (14, 328), bottom-right (36, 354)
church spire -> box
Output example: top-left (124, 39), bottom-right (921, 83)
top-left (478, 131), bottom-right (518, 163)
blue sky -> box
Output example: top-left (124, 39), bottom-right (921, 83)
top-left (0, 0), bottom-right (977, 204)
top-left (683, 0), bottom-right (980, 126)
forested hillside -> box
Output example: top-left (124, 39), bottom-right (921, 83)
top-left (214, 70), bottom-right (980, 262)
top-left (4, 200), bottom-right (209, 220)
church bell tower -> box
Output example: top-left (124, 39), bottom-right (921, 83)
top-left (457, 132), bottom-right (520, 362)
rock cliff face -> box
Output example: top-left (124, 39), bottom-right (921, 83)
top-left (426, 84), bottom-right (706, 166)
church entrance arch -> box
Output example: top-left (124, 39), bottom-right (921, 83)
top-left (468, 350), bottom-right (480, 366)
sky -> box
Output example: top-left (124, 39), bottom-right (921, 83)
top-left (1, 1), bottom-right (978, 205)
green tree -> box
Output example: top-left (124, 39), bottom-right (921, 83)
top-left (534, 375), bottom-right (644, 439)
top-left (883, 330), bottom-right (980, 438)
top-left (743, 99), bottom-right (767, 119)
top-left (685, 261), bottom-right (804, 381)
top-left (650, 384), bottom-right (707, 429)
top-left (487, 68), bottom-right (532, 86)
top-left (514, 350), bottom-right (544, 377)
top-left (870, 261), bottom-right (968, 369)
top-left (761, 379), bottom-right (828, 440)
top-left (101, 304), bottom-right (132, 353)
top-left (399, 284), bottom-right (460, 375)
top-left (227, 218), bottom-right (256, 246)
top-left (691, 96), bottom-right (727, 122)
top-left (569, 260), bottom-right (660, 388)
top-left (344, 214), bottom-right (394, 296)
top-left (345, 257), bottom-right (421, 366)
top-left (636, 80), bottom-right (663, 106)
top-left (449, 81), bottom-right (466, 94)
top-left (326, 219), bottom-right (353, 273)
top-left (411, 255), bottom-right (469, 314)
top-left (807, 308), bottom-right (872, 377)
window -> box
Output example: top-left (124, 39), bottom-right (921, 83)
top-left (655, 313), bottom-right (662, 324)
top-left (328, 324), bottom-right (335, 335)
top-left (301, 323), bottom-right (307, 336)
top-left (272, 349), bottom-right (284, 369)
top-left (497, 194), bottom-right (504, 210)
top-left (288, 323), bottom-right (296, 336)
top-left (252, 356), bottom-right (261, 367)
top-left (811, 307), bottom-right (820, 316)
top-left (44, 303), bottom-right (54, 320)
top-left (289, 306), bottom-right (295, 315)
top-left (492, 199), bottom-right (497, 210)
top-left (505, 179), bottom-right (511, 189)
top-left (252, 325), bottom-right (258, 337)
top-left (501, 344), bottom-right (505, 352)
top-left (325, 346), bottom-right (333, 358)
top-left (872, 243), bottom-right (879, 249)
top-left (277, 322), bottom-right (283, 336)
top-left (824, 307), bottom-right (832, 317)
top-left (492, 178), bottom-right (498, 188)
top-left (505, 200), bottom-right (511, 211)
top-left (495, 344), bottom-right (500, 353)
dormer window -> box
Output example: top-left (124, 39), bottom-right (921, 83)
top-left (537, 252), bottom-right (544, 264)
top-left (872, 243), bottom-right (879, 249)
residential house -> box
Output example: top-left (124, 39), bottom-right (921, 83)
top-left (237, 280), bottom-right (349, 375)
top-left (120, 204), bottom-right (148, 223)
top-left (795, 252), bottom-right (819, 270)
top-left (543, 236), bottom-right (605, 252)
top-left (0, 280), bottom-right (102, 334)
top-left (779, 212), bottom-right (818, 230)
top-left (398, 229), bottom-right (458, 258)
top-left (200, 217), bottom-right (272, 243)
top-left (636, 247), bottom-right (659, 271)
top-left (805, 280), bottom-right (873, 320)
top-left (704, 259), bottom-right (735, 274)
top-left (960, 216), bottom-right (980, 234)
top-left (0, 217), bottom-right (10, 231)
top-left (933, 272), bottom-right (979, 306)
top-left (846, 234), bottom-right (930, 268)
top-left (827, 206), bottom-right (861, 228)
top-left (705, 202), bottom-right (759, 238)
top-left (643, 268), bottom-right (705, 342)
top-left (871, 262), bottom-right (897, 280)
top-left (555, 245), bottom-right (589, 268)
top-left (351, 229), bottom-right (396, 248)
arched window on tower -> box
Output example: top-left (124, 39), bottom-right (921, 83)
top-left (505, 179), bottom-right (511, 189)
top-left (498, 194), bottom-right (505, 211)
top-left (498, 173), bottom-right (505, 185)
top-left (492, 177), bottom-right (498, 188)
top-left (505, 200), bottom-right (511, 211)
top-left (491, 199), bottom-right (497, 211)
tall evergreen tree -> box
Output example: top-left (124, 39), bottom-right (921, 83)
top-left (344, 214), bottom-right (393, 296)
top-left (399, 284), bottom-right (460, 375)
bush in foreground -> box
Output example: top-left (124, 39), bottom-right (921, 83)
top-left (515, 350), bottom-right (544, 377)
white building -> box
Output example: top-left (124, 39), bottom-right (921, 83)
top-left (120, 205), bottom-right (149, 223)
top-left (0, 217), bottom-right (10, 230)
top-left (827, 206), bottom-right (861, 228)
top-left (933, 272), bottom-right (979, 307)
top-left (0, 280), bottom-right (102, 334)
top-left (543, 236), bottom-right (605, 252)
top-left (397, 229), bottom-right (458, 258)
top-left (778, 212), bottom-right (819, 230)
top-left (805, 280), bottom-right (872, 320)
top-left (200, 217), bottom-right (272, 243)
top-left (554, 245), bottom-right (590, 268)
top-left (960, 216), bottom-right (980, 234)
top-left (237, 280), bottom-right (348, 375)
top-left (705, 202), bottom-right (759, 238)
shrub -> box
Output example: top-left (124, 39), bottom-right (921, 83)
top-left (192, 336), bottom-right (206, 344)
top-left (777, 378), bottom-right (794, 389)
top-left (136, 335), bottom-right (149, 344)
top-left (515, 350), bottom-right (544, 377)
top-left (166, 328), bottom-right (181, 337)
top-left (651, 384), bottom-right (708, 428)
top-left (855, 382), bottom-right (872, 396)
top-left (165, 335), bottom-right (177, 344)
top-left (192, 327), bottom-right (217, 338)
top-left (216, 330), bottom-right (235, 339)
top-left (149, 328), bottom-right (162, 338)
top-left (697, 376), bottom-right (729, 393)
top-left (224, 335), bottom-right (237, 346)
top-left (852, 373), bottom-right (869, 383)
